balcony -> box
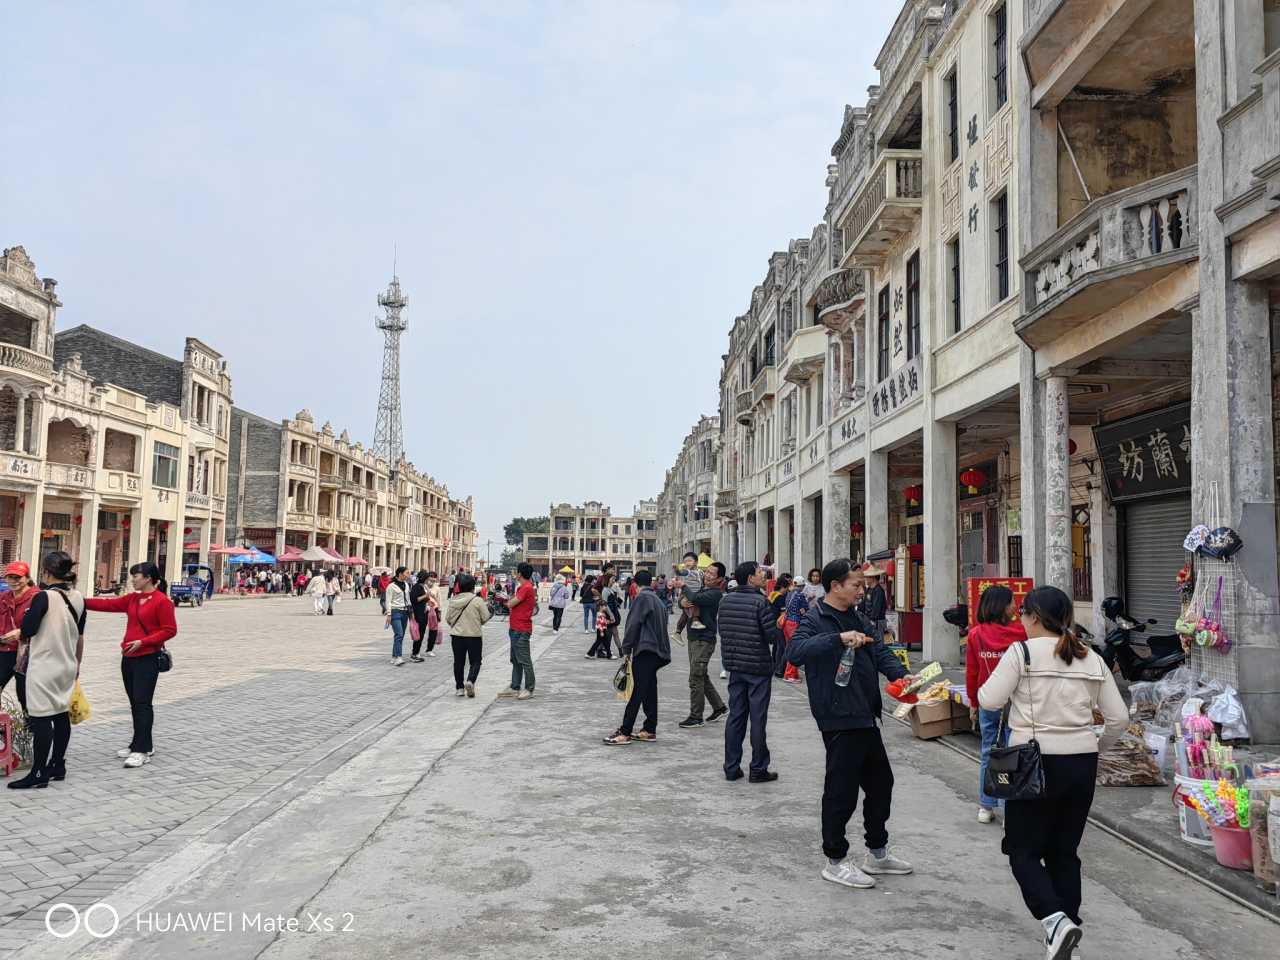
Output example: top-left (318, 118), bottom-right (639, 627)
top-left (286, 510), bottom-right (312, 528)
top-left (1018, 167), bottom-right (1197, 349)
top-left (318, 471), bottom-right (340, 487)
top-left (0, 452), bottom-right (40, 484)
top-left (1219, 49), bottom-right (1280, 249)
top-left (0, 342), bottom-right (53, 386)
top-left (185, 491), bottom-right (211, 509)
top-left (751, 365), bottom-right (777, 406)
top-left (839, 150), bottom-right (923, 268)
top-left (317, 514), bottom-right (335, 532)
top-left (782, 326), bottom-right (826, 385)
top-left (734, 388), bottom-right (753, 425)
top-left (44, 461), bottom-right (94, 491)
top-left (810, 268), bottom-right (864, 332)
top-left (103, 470), bottom-right (142, 499)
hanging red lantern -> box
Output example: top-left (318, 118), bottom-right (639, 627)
top-left (904, 484), bottom-right (924, 506)
top-left (959, 468), bottom-right (988, 495)
top-left (1068, 437), bottom-right (1078, 456)
top-left (74, 515), bottom-right (83, 526)
top-left (121, 516), bottom-right (132, 529)
top-left (850, 521), bottom-right (865, 536)
top-left (184, 527), bottom-right (193, 535)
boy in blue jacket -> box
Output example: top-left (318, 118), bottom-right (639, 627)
top-left (787, 558), bottom-right (915, 890)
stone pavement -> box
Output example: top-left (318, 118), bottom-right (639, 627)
top-left (3, 598), bottom-right (1277, 959)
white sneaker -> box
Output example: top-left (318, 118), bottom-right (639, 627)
top-left (978, 806), bottom-right (994, 824)
top-left (821, 859), bottom-right (876, 888)
top-left (1043, 912), bottom-right (1082, 960)
top-left (455, 688), bottom-right (466, 697)
top-left (394, 657), bottom-right (405, 666)
top-left (862, 850), bottom-right (913, 875)
top-left (122, 752), bottom-right (150, 769)
top-left (427, 651), bottom-right (437, 657)
top-left (516, 690), bottom-right (532, 701)
top-left (116, 748), bottom-right (153, 759)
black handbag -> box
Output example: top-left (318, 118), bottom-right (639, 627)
top-left (156, 648), bottom-right (173, 673)
top-left (981, 641), bottom-right (1045, 801)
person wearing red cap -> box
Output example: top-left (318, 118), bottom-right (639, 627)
top-left (85, 561), bottom-right (177, 769)
top-left (0, 561), bottom-right (39, 712)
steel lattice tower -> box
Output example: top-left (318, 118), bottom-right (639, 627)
top-left (372, 273), bottom-right (407, 468)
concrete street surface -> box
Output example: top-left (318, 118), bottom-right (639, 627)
top-left (1, 596), bottom-right (1275, 959)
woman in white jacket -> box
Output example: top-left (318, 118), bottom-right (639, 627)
top-left (308, 571), bottom-right (328, 616)
top-left (978, 585), bottom-right (1126, 960)
top-left (548, 576), bottom-right (571, 632)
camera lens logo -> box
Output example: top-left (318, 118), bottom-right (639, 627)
top-left (45, 902), bottom-right (119, 939)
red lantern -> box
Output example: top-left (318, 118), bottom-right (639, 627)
top-left (850, 522), bottom-right (865, 536)
top-left (74, 515), bottom-right (83, 526)
top-left (184, 527), bottom-right (192, 535)
top-left (904, 484), bottom-right (924, 506)
top-left (121, 516), bottom-right (131, 529)
top-left (959, 468), bottom-right (988, 495)
top-left (1068, 437), bottom-right (1078, 456)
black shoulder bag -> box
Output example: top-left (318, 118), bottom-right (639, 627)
top-left (981, 641), bottom-right (1044, 801)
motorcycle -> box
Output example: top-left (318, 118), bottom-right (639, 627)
top-left (1094, 596), bottom-right (1185, 682)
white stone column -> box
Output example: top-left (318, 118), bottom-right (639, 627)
top-left (77, 496), bottom-right (100, 590)
top-left (1088, 482), bottom-right (1118, 635)
top-left (865, 449), bottom-right (889, 557)
top-left (923, 419), bottom-right (959, 663)
top-left (825, 473), bottom-right (851, 564)
top-left (776, 507), bottom-right (794, 574)
top-left (1018, 346), bottom-right (1047, 584)
top-left (199, 517), bottom-right (213, 566)
top-left (14, 396), bottom-right (25, 454)
top-left (19, 486), bottom-right (44, 570)
top-left (1044, 374), bottom-right (1073, 595)
top-left (164, 521), bottom-right (182, 588)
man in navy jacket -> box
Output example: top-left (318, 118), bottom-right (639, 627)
top-left (718, 560), bottom-right (784, 782)
top-left (788, 558), bottom-right (915, 890)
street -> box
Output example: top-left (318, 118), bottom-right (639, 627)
top-left (0, 596), bottom-right (1274, 959)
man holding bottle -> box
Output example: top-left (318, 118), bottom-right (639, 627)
top-left (787, 559), bottom-right (915, 891)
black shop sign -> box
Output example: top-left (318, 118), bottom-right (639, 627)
top-left (1093, 402), bottom-right (1191, 503)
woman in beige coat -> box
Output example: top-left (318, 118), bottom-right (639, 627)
top-left (446, 573), bottom-right (492, 698)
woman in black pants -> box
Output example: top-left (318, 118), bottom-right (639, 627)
top-left (445, 574), bottom-right (491, 697)
top-left (978, 586), bottom-right (1126, 960)
top-left (408, 570), bottom-right (432, 662)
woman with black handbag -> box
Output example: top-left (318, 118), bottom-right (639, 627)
top-left (978, 586), bottom-right (1125, 960)
top-left (85, 562), bottom-right (177, 769)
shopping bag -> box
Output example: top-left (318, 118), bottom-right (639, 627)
top-left (409, 616), bottom-right (421, 643)
top-left (68, 681), bottom-right (91, 726)
top-left (613, 658), bottom-right (634, 702)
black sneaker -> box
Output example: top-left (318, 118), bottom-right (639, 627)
top-left (748, 770), bottom-right (779, 784)
top-left (678, 717), bottom-right (704, 729)
top-left (725, 768), bottom-right (744, 781)
top-left (706, 706), bottom-right (728, 723)
top-left (410, 655), bottom-right (425, 663)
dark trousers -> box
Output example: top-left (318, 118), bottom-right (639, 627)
top-left (820, 727), bottom-right (894, 860)
top-left (27, 711), bottom-right (71, 776)
top-left (620, 651), bottom-right (662, 735)
top-left (121, 654), bottom-right (161, 754)
top-left (451, 635), bottom-right (482, 688)
top-left (587, 627), bottom-right (614, 658)
top-left (411, 612), bottom-right (429, 657)
top-left (687, 637), bottom-right (725, 718)
top-left (724, 672), bottom-right (772, 775)
top-left (551, 606), bottom-right (564, 630)
top-left (1003, 752), bottom-right (1098, 925)
top-left (427, 628), bottom-right (439, 652)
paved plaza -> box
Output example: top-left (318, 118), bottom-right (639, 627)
top-left (0, 597), bottom-right (1274, 959)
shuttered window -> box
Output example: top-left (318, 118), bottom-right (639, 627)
top-left (1122, 494), bottom-right (1192, 631)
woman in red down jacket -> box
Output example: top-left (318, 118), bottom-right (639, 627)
top-left (964, 584), bottom-right (1026, 824)
top-left (85, 562), bottom-right (177, 769)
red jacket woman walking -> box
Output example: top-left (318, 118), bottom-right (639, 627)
top-left (85, 562), bottom-right (176, 768)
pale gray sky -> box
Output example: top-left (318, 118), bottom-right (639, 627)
top-left (5, 1), bottom-right (896, 553)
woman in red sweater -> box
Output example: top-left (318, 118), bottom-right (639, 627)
top-left (964, 584), bottom-right (1026, 824)
top-left (85, 562), bottom-right (177, 769)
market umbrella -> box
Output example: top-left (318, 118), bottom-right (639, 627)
top-left (559, 565), bottom-right (574, 574)
top-left (346, 556), bottom-right (366, 565)
top-left (209, 545), bottom-right (250, 556)
top-left (227, 548), bottom-right (276, 565)
top-left (299, 544), bottom-right (335, 563)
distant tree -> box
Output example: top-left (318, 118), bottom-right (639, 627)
top-left (499, 547), bottom-right (523, 569)
top-left (503, 515), bottom-right (549, 546)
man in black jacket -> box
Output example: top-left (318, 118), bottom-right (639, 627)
top-left (788, 558), bottom-right (914, 890)
top-left (602, 570), bottom-right (670, 745)
top-left (718, 560), bottom-right (784, 782)
top-left (679, 561), bottom-right (728, 729)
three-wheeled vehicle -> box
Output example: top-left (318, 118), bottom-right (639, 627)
top-left (171, 564), bottom-right (214, 607)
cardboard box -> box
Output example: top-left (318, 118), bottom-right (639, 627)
top-left (908, 699), bottom-right (972, 740)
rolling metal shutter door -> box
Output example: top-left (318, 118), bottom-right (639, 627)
top-left (1123, 494), bottom-right (1192, 631)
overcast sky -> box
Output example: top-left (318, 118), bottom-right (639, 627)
top-left (5, 1), bottom-right (895, 555)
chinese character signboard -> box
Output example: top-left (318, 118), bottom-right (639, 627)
top-left (870, 355), bottom-right (923, 423)
top-left (966, 577), bottom-right (1034, 627)
top-left (1092, 402), bottom-right (1191, 503)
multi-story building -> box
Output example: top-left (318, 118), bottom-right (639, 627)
top-left (523, 500), bottom-right (658, 578)
top-left (694, 0), bottom-right (1280, 738)
top-left (226, 406), bottom-right (477, 573)
top-left (0, 245), bottom-right (236, 590)
top-left (655, 416), bottom-right (719, 571)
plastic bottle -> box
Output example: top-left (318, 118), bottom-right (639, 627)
top-left (835, 645), bottom-right (855, 687)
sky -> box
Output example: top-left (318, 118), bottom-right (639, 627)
top-left (4, 1), bottom-right (897, 555)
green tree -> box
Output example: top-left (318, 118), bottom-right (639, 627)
top-left (499, 547), bottom-right (523, 569)
top-left (503, 515), bottom-right (549, 546)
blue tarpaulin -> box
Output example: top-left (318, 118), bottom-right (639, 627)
top-left (227, 549), bottom-right (276, 565)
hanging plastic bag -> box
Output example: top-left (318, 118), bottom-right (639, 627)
top-left (68, 681), bottom-right (91, 726)
top-left (1207, 686), bottom-right (1250, 741)
top-left (408, 616), bottom-right (421, 644)
top-left (613, 658), bottom-right (634, 702)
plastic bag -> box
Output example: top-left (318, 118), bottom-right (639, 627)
top-left (1207, 686), bottom-right (1250, 740)
top-left (68, 681), bottom-right (91, 726)
top-left (1128, 681), bottom-right (1159, 720)
top-left (613, 658), bottom-right (633, 702)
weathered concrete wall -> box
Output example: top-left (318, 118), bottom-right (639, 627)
top-left (1057, 76), bottom-right (1197, 224)
top-left (46, 419), bottom-right (89, 466)
top-left (102, 429), bottom-right (136, 471)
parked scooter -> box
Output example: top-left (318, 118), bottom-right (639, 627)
top-left (1094, 596), bottom-right (1185, 682)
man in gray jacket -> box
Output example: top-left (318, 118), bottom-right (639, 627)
top-left (718, 560), bottom-right (784, 781)
top-left (603, 570), bottom-right (670, 745)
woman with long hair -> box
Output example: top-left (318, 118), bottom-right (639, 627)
top-left (580, 575), bottom-right (598, 632)
top-left (85, 561), bottom-right (176, 769)
top-left (384, 566), bottom-right (411, 666)
top-left (5, 552), bottom-right (84, 789)
top-left (964, 584), bottom-right (1026, 824)
top-left (978, 585), bottom-right (1126, 959)
top-left (409, 569), bottom-right (432, 662)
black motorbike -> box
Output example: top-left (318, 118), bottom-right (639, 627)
top-left (1094, 596), bottom-right (1185, 682)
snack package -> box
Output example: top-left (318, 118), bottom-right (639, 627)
top-left (901, 661), bottom-right (942, 695)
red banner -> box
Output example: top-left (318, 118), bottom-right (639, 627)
top-left (966, 577), bottom-right (1034, 627)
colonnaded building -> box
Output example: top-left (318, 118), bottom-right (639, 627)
top-left (522, 500), bottom-right (659, 579)
top-left (655, 0), bottom-right (1280, 742)
top-left (0, 244), bottom-right (478, 588)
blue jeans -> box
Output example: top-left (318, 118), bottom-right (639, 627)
top-left (978, 707), bottom-right (1009, 809)
top-left (724, 672), bottom-right (772, 775)
top-left (509, 630), bottom-right (534, 691)
top-left (390, 609), bottom-right (409, 658)
top-left (582, 602), bottom-right (596, 631)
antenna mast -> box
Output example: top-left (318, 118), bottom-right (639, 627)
top-left (373, 271), bottom-right (407, 469)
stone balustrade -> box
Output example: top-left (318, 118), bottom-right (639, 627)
top-left (44, 461), bottom-right (94, 490)
top-left (840, 150), bottom-right (923, 266)
top-left (0, 342), bottom-right (54, 383)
